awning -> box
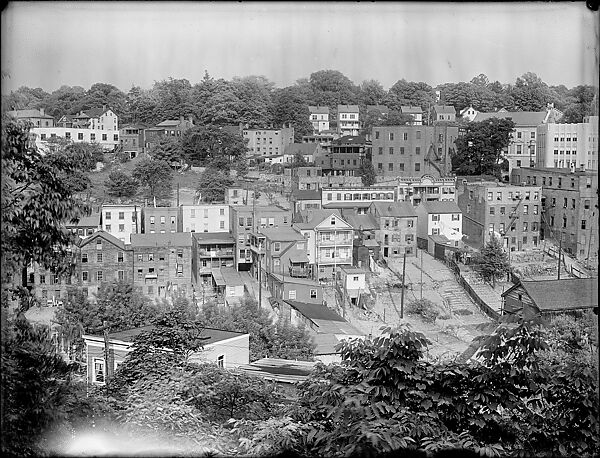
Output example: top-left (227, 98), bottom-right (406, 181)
top-left (211, 269), bottom-right (226, 286)
top-left (289, 252), bottom-right (309, 263)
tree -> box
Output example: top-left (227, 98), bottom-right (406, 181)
top-left (180, 125), bottom-right (248, 168)
top-left (198, 297), bottom-right (315, 362)
top-left (385, 79), bottom-right (435, 112)
top-left (472, 235), bottom-right (510, 287)
top-left (357, 160), bottom-right (376, 186)
top-left (191, 72), bottom-right (241, 125)
top-left (131, 157), bottom-right (173, 199)
top-left (561, 85), bottom-right (598, 123)
top-left (147, 135), bottom-right (184, 166)
top-left (291, 152), bottom-right (308, 167)
top-left (104, 170), bottom-right (139, 199)
top-left (231, 75), bottom-right (275, 127)
top-left (151, 77), bottom-right (194, 121)
top-left (272, 86), bottom-right (313, 142)
top-left (510, 72), bottom-right (553, 111)
top-left (357, 79), bottom-right (386, 106)
top-left (2, 118), bottom-right (88, 310)
top-left (452, 118), bottom-right (515, 178)
top-left (196, 167), bottom-right (234, 203)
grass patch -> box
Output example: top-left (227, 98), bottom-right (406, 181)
top-left (454, 308), bottom-right (474, 316)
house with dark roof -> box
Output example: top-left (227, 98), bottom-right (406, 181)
top-left (368, 202), bottom-right (418, 258)
top-left (83, 325), bottom-right (250, 385)
top-left (259, 226), bottom-right (309, 281)
top-left (192, 232), bottom-right (236, 286)
top-left (432, 105), bottom-right (456, 123)
top-left (73, 106), bottom-right (118, 130)
top-left (340, 211), bottom-right (380, 269)
top-left (7, 108), bottom-right (55, 127)
top-left (144, 116), bottom-right (194, 150)
top-left (415, 201), bottom-right (463, 255)
top-left (267, 273), bottom-right (323, 304)
top-left (277, 299), bottom-right (364, 363)
top-left (400, 106), bottom-right (423, 125)
top-left (290, 188), bottom-right (322, 217)
top-left (65, 212), bottom-right (101, 239)
top-left (501, 278), bottom-right (598, 320)
top-left (119, 123), bottom-right (150, 158)
top-left (238, 358), bottom-right (317, 391)
top-left (283, 142), bottom-right (319, 164)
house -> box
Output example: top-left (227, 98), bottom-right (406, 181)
top-left (243, 125), bottom-right (295, 158)
top-left (535, 115), bottom-right (598, 171)
top-left (340, 211), bottom-right (380, 269)
top-left (73, 106), bottom-right (119, 130)
top-left (337, 105), bottom-right (360, 136)
top-left (293, 210), bottom-right (354, 281)
top-left (415, 200), bottom-right (463, 253)
top-left (142, 206), bottom-right (179, 234)
top-left (31, 127), bottom-right (120, 152)
top-left (100, 204), bottom-right (141, 244)
top-left (225, 187), bottom-right (256, 206)
top-left (130, 232), bottom-right (194, 300)
top-left (290, 189), bottom-right (322, 218)
top-left (119, 123), bottom-right (149, 158)
top-left (192, 232), bottom-right (236, 286)
top-left (459, 106), bottom-right (479, 122)
top-left (283, 142), bottom-right (319, 164)
top-left (338, 266), bottom-right (367, 306)
top-left (456, 180), bottom-right (541, 251)
top-left (370, 125), bottom-right (458, 178)
top-left (320, 135), bottom-right (370, 177)
top-left (510, 167), bottom-right (597, 261)
top-left (144, 117), bottom-right (194, 150)
top-left (179, 204), bottom-right (229, 233)
top-left (83, 326), bottom-right (251, 385)
top-left (276, 300), bottom-right (364, 364)
top-left (257, 226), bottom-right (308, 279)
top-left (368, 202), bottom-right (418, 258)
top-left (268, 274), bottom-right (323, 304)
top-left (238, 358), bottom-right (317, 398)
top-left (432, 105), bottom-right (456, 123)
top-left (210, 267), bottom-right (246, 305)
top-left (285, 166), bottom-right (322, 192)
top-left (65, 211), bottom-right (101, 239)
top-left (400, 106), bottom-right (423, 125)
top-left (7, 108), bottom-right (55, 127)
top-left (374, 175), bottom-right (458, 206)
top-left (309, 106), bottom-right (330, 133)
top-left (501, 278), bottom-right (598, 320)
top-left (56, 114), bottom-right (75, 128)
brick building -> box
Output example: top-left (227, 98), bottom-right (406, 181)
top-left (192, 232), bottom-right (236, 286)
top-left (142, 206), bottom-right (179, 234)
top-left (368, 202), bottom-right (418, 258)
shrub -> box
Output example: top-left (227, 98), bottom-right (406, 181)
top-left (406, 299), bottom-right (440, 323)
top-left (454, 308), bottom-right (474, 316)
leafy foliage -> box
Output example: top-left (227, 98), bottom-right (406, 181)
top-left (473, 236), bottom-right (510, 286)
top-left (357, 160), bottom-right (377, 186)
top-left (406, 299), bottom-right (441, 323)
top-left (131, 157), bottom-right (173, 199)
top-left (196, 166), bottom-right (234, 203)
top-left (104, 169), bottom-right (139, 198)
top-left (180, 125), bottom-right (248, 168)
top-left (452, 118), bottom-right (515, 178)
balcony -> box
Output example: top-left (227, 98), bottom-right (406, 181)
top-left (289, 266), bottom-right (309, 278)
top-left (198, 249), bottom-right (234, 257)
top-left (317, 256), bottom-right (352, 265)
top-left (249, 244), bottom-right (265, 254)
top-left (318, 238), bottom-right (353, 246)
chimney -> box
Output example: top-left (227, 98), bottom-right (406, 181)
top-left (40, 108), bottom-right (45, 116)
top-left (179, 115), bottom-right (184, 123)
top-left (103, 104), bottom-right (107, 113)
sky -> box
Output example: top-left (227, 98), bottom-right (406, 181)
top-left (1, 1), bottom-right (598, 94)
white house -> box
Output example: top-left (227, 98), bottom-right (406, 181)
top-left (338, 266), bottom-right (367, 306)
top-left (337, 105), bottom-right (360, 136)
top-left (400, 106), bottom-right (424, 126)
top-left (309, 106), bottom-right (330, 133)
top-left (415, 200), bottom-right (463, 249)
top-left (100, 204), bottom-right (141, 244)
top-left (31, 127), bottom-right (120, 152)
top-left (459, 106), bottom-right (479, 122)
top-left (180, 204), bottom-right (230, 233)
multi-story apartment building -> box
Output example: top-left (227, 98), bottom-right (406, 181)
top-left (230, 205), bottom-right (292, 270)
top-left (370, 125), bottom-right (458, 178)
top-left (257, 227), bottom-right (308, 279)
top-left (536, 116), bottom-right (598, 171)
top-left (294, 210), bottom-right (354, 281)
top-left (100, 204), bottom-right (141, 244)
top-left (302, 132), bottom-right (338, 151)
top-left (192, 232), bottom-right (236, 286)
top-left (368, 202), bottom-right (418, 258)
top-left (457, 181), bottom-right (542, 251)
top-left (283, 143), bottom-right (320, 164)
top-left (65, 212), bottom-right (101, 239)
top-left (31, 127), bottom-right (120, 151)
top-left (119, 123), bottom-right (148, 158)
top-left (7, 108), bottom-right (55, 127)
top-left (130, 233), bottom-right (194, 300)
top-left (144, 117), bottom-right (194, 150)
top-left (73, 106), bottom-right (119, 131)
top-left (415, 201), bottom-right (463, 250)
top-left (141, 206), bottom-right (179, 234)
top-left (285, 166), bottom-right (323, 191)
top-left (291, 189), bottom-right (322, 217)
top-left (337, 105), bottom-right (360, 136)
top-left (511, 167), bottom-right (598, 262)
top-left (309, 106), bottom-right (330, 133)
top-left (322, 186), bottom-right (396, 214)
top-left (473, 109), bottom-right (561, 179)
top-left (179, 204), bottom-right (229, 233)
top-left (243, 125), bottom-right (294, 157)
top-left (400, 106), bottom-right (423, 126)
top-left (432, 105), bottom-right (456, 123)
top-left (374, 175), bottom-right (457, 206)
top-left (317, 134), bottom-right (371, 177)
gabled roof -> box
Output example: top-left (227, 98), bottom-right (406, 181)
top-left (401, 106), bottom-right (423, 114)
top-left (308, 106), bottom-right (329, 114)
top-left (291, 189), bottom-right (322, 201)
top-left (83, 107), bottom-right (110, 118)
top-left (78, 230), bottom-right (127, 250)
top-left (366, 105), bottom-right (389, 114)
top-left (294, 209), bottom-right (344, 229)
top-left (371, 201), bottom-right (417, 218)
top-left (7, 109), bottom-right (54, 119)
top-left (259, 226), bottom-right (304, 242)
top-left (269, 273), bottom-right (319, 286)
top-left (66, 212), bottom-right (101, 228)
top-left (155, 119), bottom-right (191, 127)
top-left (459, 106), bottom-right (477, 115)
top-left (284, 300), bottom-right (345, 322)
top-left (502, 278), bottom-right (598, 312)
top-left (433, 105), bottom-right (456, 114)
top-left (283, 143), bottom-right (318, 156)
top-left (337, 104), bottom-right (359, 113)
top-left (130, 232), bottom-right (192, 247)
top-left (472, 111), bottom-right (548, 126)
top-left (418, 200), bottom-right (462, 214)
top-left (341, 213), bottom-right (380, 231)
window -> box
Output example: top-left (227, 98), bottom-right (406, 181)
top-left (489, 223), bottom-right (495, 233)
top-left (525, 192), bottom-right (530, 200)
top-left (117, 252), bottom-right (124, 263)
top-left (105, 224), bottom-right (111, 231)
top-left (310, 289), bottom-right (317, 299)
top-left (517, 132), bottom-right (522, 139)
top-left (148, 253), bottom-right (154, 261)
top-left (97, 253), bottom-right (103, 262)
top-left (238, 217), bottom-right (244, 227)
top-left (416, 130), bottom-right (421, 139)
top-left (93, 359), bottom-right (105, 384)
top-left (407, 219), bottom-right (414, 228)
top-left (516, 145), bottom-right (522, 154)
top-left (516, 160), bottom-right (522, 167)
top-left (533, 205), bottom-right (538, 215)
top-left (571, 199), bottom-right (576, 209)
top-left (97, 271), bottom-right (103, 282)
top-left (78, 132), bottom-right (84, 140)
top-left (403, 132), bottom-right (408, 141)
top-left (487, 192), bottom-right (493, 201)
top-left (113, 134), bottom-right (118, 141)
top-left (523, 205), bottom-right (528, 215)
top-left (118, 224), bottom-right (125, 232)
top-left (219, 221), bottom-right (225, 229)
top-left (389, 132), bottom-right (394, 141)
top-left (584, 199), bottom-right (590, 209)
top-left (102, 133), bottom-right (107, 141)
top-left (81, 253), bottom-right (88, 263)
top-left (563, 198), bottom-right (568, 208)
top-left (375, 131), bottom-right (380, 139)
top-left (288, 290), bottom-right (296, 300)
top-left (431, 214), bottom-right (440, 222)
top-left (414, 163), bottom-right (420, 171)
top-left (582, 220), bottom-right (587, 229)
top-left (415, 146), bottom-right (421, 155)
top-left (378, 163), bottom-right (383, 170)
top-left (82, 271), bottom-right (88, 282)
top-left (389, 147), bottom-right (394, 155)
top-left (217, 355), bottom-right (224, 368)
top-left (523, 222), bottom-right (528, 232)
top-left (400, 146), bottom-right (405, 155)
top-left (274, 242), bottom-right (281, 252)
top-left (105, 212), bottom-right (111, 220)
top-left (117, 270), bottom-right (124, 281)
top-left (388, 163), bottom-right (394, 171)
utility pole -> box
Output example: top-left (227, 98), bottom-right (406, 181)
top-left (557, 231), bottom-right (563, 280)
top-left (420, 248), bottom-right (423, 300)
top-left (400, 251), bottom-right (407, 319)
top-left (102, 320), bottom-right (112, 395)
top-left (177, 183), bottom-right (180, 207)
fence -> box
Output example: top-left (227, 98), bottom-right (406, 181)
top-left (446, 259), bottom-right (501, 321)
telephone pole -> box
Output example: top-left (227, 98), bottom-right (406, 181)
top-left (400, 251), bottom-right (407, 319)
top-left (557, 231), bottom-right (563, 280)
top-left (420, 248), bottom-right (423, 300)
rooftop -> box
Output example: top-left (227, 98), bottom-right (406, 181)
top-left (291, 189), bottom-right (322, 201)
top-left (283, 143), bottom-right (318, 155)
top-left (192, 232), bottom-right (235, 245)
top-left (473, 111), bottom-right (548, 126)
top-left (269, 273), bottom-right (320, 286)
top-left (78, 230), bottom-right (127, 250)
top-left (333, 134), bottom-right (368, 145)
top-left (308, 106), bottom-right (329, 114)
top-left (366, 105), bottom-right (389, 114)
top-left (371, 201), bottom-right (418, 217)
top-left (434, 105), bottom-right (456, 114)
top-left (130, 232), bottom-right (192, 247)
top-left (7, 109), bottom-right (54, 119)
top-left (238, 358), bottom-right (317, 384)
top-left (340, 213), bottom-right (379, 231)
top-left (66, 212), bottom-right (100, 228)
top-left (418, 200), bottom-right (462, 214)
top-left (401, 106), bottom-right (423, 113)
top-left (259, 226), bottom-right (304, 242)
top-left (284, 300), bottom-right (345, 322)
top-left (338, 104), bottom-right (360, 113)
top-left (503, 278), bottom-right (598, 312)
top-left (101, 325), bottom-right (247, 345)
